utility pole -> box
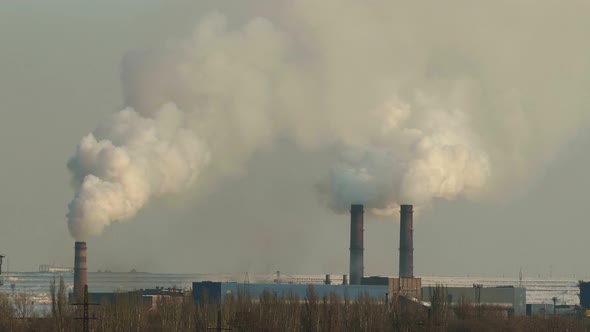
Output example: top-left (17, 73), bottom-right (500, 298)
top-left (73, 285), bottom-right (99, 332)
top-left (552, 296), bottom-right (558, 316)
top-left (0, 255), bottom-right (5, 286)
top-left (207, 306), bottom-right (231, 331)
top-left (473, 284), bottom-right (483, 317)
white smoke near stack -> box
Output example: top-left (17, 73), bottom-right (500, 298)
top-left (67, 0), bottom-right (590, 237)
top-left (319, 96), bottom-right (490, 214)
top-left (67, 104), bottom-right (210, 239)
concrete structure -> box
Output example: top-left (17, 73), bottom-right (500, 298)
top-left (399, 205), bottom-right (414, 278)
top-left (390, 277), bottom-right (422, 300)
top-left (422, 286), bottom-right (526, 315)
top-left (73, 241), bottom-right (88, 301)
top-left (360, 276), bottom-right (390, 286)
top-left (77, 288), bottom-right (184, 309)
top-left (193, 281), bottom-right (388, 305)
top-left (349, 204), bottom-right (364, 285)
top-left (83, 292), bottom-right (150, 307)
top-left (526, 303), bottom-right (554, 316)
top-left (361, 276), bottom-right (422, 300)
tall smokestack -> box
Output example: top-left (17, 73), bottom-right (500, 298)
top-left (399, 205), bottom-right (414, 278)
top-left (74, 241), bottom-right (87, 301)
top-left (349, 204), bottom-right (364, 285)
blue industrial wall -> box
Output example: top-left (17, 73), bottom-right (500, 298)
top-left (193, 281), bottom-right (223, 304)
top-left (193, 282), bottom-right (389, 304)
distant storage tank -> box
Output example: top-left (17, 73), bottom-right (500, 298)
top-left (399, 205), bottom-right (414, 278)
top-left (350, 204), bottom-right (364, 285)
top-left (74, 241), bottom-right (88, 301)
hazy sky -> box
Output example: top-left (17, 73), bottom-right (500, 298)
top-left (2, 1), bottom-right (590, 279)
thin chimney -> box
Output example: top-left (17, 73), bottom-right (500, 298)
top-left (74, 241), bottom-right (88, 301)
top-left (399, 205), bottom-right (414, 278)
top-left (349, 204), bottom-right (364, 285)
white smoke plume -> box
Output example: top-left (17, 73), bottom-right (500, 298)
top-left (67, 104), bottom-right (209, 239)
top-left (68, 0), bottom-right (590, 237)
top-left (320, 96), bottom-right (490, 214)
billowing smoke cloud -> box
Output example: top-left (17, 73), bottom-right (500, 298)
top-left (67, 104), bottom-right (209, 239)
top-left (68, 0), bottom-right (590, 237)
top-left (319, 96), bottom-right (490, 214)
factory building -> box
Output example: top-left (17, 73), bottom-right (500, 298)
top-left (361, 276), bottom-right (422, 301)
top-left (357, 205), bottom-right (422, 302)
top-left (193, 281), bottom-right (389, 305)
top-left (193, 205), bottom-right (423, 307)
top-left (78, 288), bottom-right (184, 309)
top-left (526, 303), bottom-right (554, 316)
top-left (72, 203), bottom-right (530, 316)
top-left (422, 286), bottom-right (526, 316)
top-left (192, 204), bottom-right (526, 315)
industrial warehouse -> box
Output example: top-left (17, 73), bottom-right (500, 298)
top-left (2, 203), bottom-right (589, 330)
top-left (3, 1), bottom-right (590, 331)
top-left (69, 204), bottom-right (533, 317)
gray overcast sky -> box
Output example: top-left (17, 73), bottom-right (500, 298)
top-left (1, 1), bottom-right (590, 279)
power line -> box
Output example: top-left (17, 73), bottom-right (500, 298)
top-left (72, 285), bottom-right (99, 332)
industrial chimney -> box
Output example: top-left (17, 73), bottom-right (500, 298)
top-left (73, 241), bottom-right (87, 301)
top-left (349, 204), bottom-right (364, 285)
top-left (399, 205), bottom-right (414, 278)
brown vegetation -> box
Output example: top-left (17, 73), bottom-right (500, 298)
top-left (0, 282), bottom-right (589, 331)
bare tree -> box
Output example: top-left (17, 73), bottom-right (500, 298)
top-left (301, 285), bottom-right (319, 332)
top-left (13, 291), bottom-right (34, 319)
top-left (0, 293), bottom-right (15, 331)
top-left (429, 283), bottom-right (449, 328)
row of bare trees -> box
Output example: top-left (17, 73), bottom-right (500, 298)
top-left (199, 287), bottom-right (394, 331)
top-left (0, 288), bottom-right (39, 330)
top-left (0, 281), bottom-right (588, 331)
top-left (49, 276), bottom-right (73, 331)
